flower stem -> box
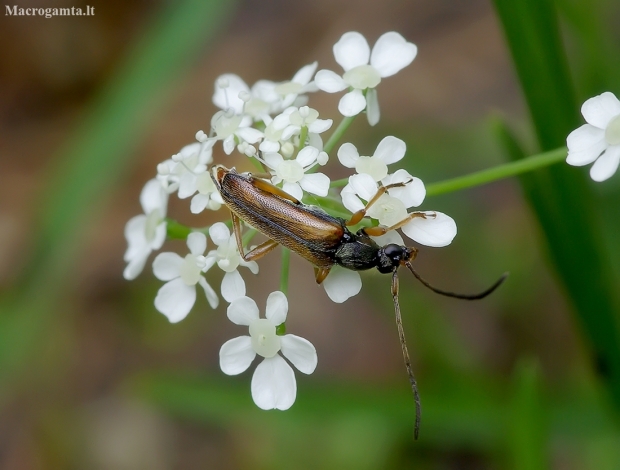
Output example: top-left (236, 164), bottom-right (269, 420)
top-left (425, 146), bottom-right (566, 196)
top-left (280, 247), bottom-right (290, 295)
top-left (324, 116), bottom-right (356, 154)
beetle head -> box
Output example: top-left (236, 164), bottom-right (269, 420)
top-left (376, 244), bottom-right (416, 274)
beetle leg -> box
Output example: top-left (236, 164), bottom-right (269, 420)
top-left (230, 211), bottom-right (280, 261)
top-left (249, 176), bottom-right (301, 205)
top-left (346, 180), bottom-right (413, 226)
top-left (314, 266), bottom-right (331, 284)
top-left (361, 211), bottom-right (430, 237)
top-left (243, 239), bottom-right (280, 261)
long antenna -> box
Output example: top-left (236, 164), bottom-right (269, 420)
top-left (392, 270), bottom-right (421, 440)
top-left (406, 263), bottom-right (508, 300)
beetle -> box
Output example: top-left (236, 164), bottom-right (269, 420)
top-left (211, 164), bottom-right (506, 439)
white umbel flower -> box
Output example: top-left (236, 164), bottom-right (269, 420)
top-left (341, 171), bottom-right (457, 247)
top-left (262, 146), bottom-right (331, 200)
top-left (315, 32), bottom-right (417, 125)
top-left (203, 223), bottom-right (259, 302)
top-left (338, 136), bottom-right (407, 181)
top-left (567, 91), bottom-right (620, 182)
top-left (123, 179), bottom-right (168, 280)
top-left (152, 232), bottom-right (218, 323)
top-left (219, 292), bottom-right (318, 410)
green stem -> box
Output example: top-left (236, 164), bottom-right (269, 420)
top-left (298, 125), bottom-right (308, 151)
top-left (280, 248), bottom-right (290, 295)
top-left (426, 146), bottom-right (566, 196)
top-left (330, 177), bottom-right (349, 188)
top-left (324, 116), bottom-right (356, 154)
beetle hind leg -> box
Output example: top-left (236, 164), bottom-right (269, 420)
top-left (314, 267), bottom-right (331, 284)
top-left (231, 211), bottom-right (280, 262)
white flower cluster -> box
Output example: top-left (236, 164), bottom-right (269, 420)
top-left (123, 31), bottom-right (456, 411)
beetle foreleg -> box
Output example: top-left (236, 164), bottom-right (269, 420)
top-left (346, 180), bottom-right (413, 226)
top-left (361, 211), bottom-right (430, 237)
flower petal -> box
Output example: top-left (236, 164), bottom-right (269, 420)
top-left (299, 173), bottom-right (330, 197)
top-left (209, 222), bottom-right (231, 246)
top-left (123, 215), bottom-right (147, 261)
top-left (338, 90), bottom-right (367, 117)
top-left (187, 232), bottom-right (207, 255)
top-left (590, 146), bottom-right (620, 182)
top-left (370, 32), bottom-right (418, 77)
top-left (251, 356), bottom-right (296, 410)
top-left (212, 74), bottom-right (248, 114)
top-left (281, 335), bottom-right (317, 374)
top-left (334, 32), bottom-right (370, 71)
top-left (140, 179), bottom-right (168, 215)
top-left (314, 69), bottom-right (348, 93)
top-left (152, 252), bottom-right (183, 281)
top-left (383, 170), bottom-right (426, 207)
top-left (308, 118), bottom-right (333, 134)
top-left (296, 146), bottom-right (319, 167)
top-left (198, 277), bottom-right (219, 309)
top-left (227, 295), bottom-right (259, 325)
top-left (221, 270), bottom-right (247, 303)
top-left (282, 182), bottom-right (304, 201)
top-left (265, 291), bottom-right (288, 325)
top-left (401, 211), bottom-right (457, 247)
top-left (374, 136), bottom-right (406, 165)
top-left (123, 248), bottom-right (150, 280)
top-left (341, 186), bottom-right (365, 213)
top-left (337, 143), bottom-right (360, 168)
top-left (349, 173), bottom-right (378, 201)
top-left (366, 88), bottom-right (380, 126)
top-left (371, 230), bottom-right (404, 246)
top-left (291, 61), bottom-right (318, 85)
top-left (190, 194), bottom-right (209, 214)
top-left (323, 267), bottom-right (362, 303)
top-left (219, 336), bottom-right (255, 375)
top-left (154, 278), bottom-right (196, 323)
top-left (581, 92), bottom-right (620, 129)
top-left (566, 124), bottom-right (606, 166)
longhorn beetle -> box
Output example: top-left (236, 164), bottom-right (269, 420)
top-left (211, 164), bottom-right (506, 439)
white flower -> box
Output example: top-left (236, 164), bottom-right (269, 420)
top-left (338, 135), bottom-right (406, 181)
top-left (123, 179), bottom-right (168, 280)
top-left (212, 74), bottom-right (281, 121)
top-left (189, 173), bottom-right (224, 214)
top-left (274, 62), bottom-right (320, 109)
top-left (203, 223), bottom-right (259, 302)
top-left (219, 292), bottom-right (317, 410)
top-left (341, 171), bottom-right (457, 247)
top-left (262, 146), bottom-right (331, 200)
top-left (152, 232), bottom-right (218, 323)
top-left (157, 141), bottom-right (216, 196)
top-left (211, 109), bottom-right (264, 155)
top-left (567, 91), bottom-right (620, 182)
top-left (315, 32), bottom-right (417, 125)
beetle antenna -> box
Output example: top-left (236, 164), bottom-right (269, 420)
top-left (405, 263), bottom-right (508, 300)
top-left (392, 270), bottom-right (421, 440)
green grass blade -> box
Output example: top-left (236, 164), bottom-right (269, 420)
top-left (491, 0), bottom-right (620, 411)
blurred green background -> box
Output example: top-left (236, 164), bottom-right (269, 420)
top-left (1, 0), bottom-right (620, 468)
